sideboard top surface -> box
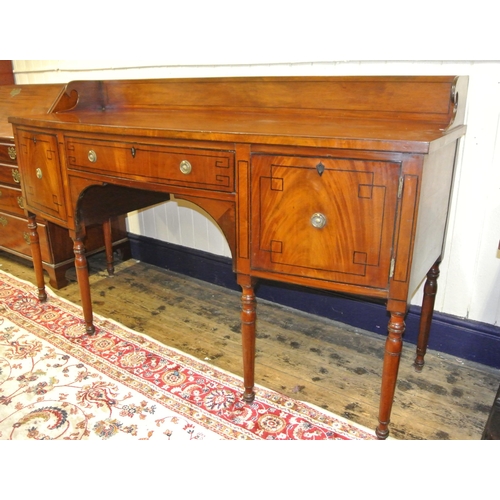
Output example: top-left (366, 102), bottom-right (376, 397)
top-left (8, 76), bottom-right (468, 153)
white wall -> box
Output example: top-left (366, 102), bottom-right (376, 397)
top-left (12, 60), bottom-right (500, 327)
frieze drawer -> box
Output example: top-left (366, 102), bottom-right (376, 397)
top-left (66, 137), bottom-right (235, 193)
top-left (251, 155), bottom-right (401, 289)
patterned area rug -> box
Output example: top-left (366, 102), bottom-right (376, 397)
top-left (0, 269), bottom-right (376, 440)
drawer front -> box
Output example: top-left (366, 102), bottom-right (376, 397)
top-left (0, 142), bottom-right (17, 165)
top-left (0, 164), bottom-right (21, 186)
top-left (16, 130), bottom-right (67, 222)
top-left (65, 137), bottom-right (234, 192)
top-left (0, 211), bottom-right (50, 261)
top-left (251, 155), bottom-right (401, 289)
top-left (0, 183), bottom-right (24, 216)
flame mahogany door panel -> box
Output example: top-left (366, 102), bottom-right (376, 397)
top-left (251, 154), bottom-right (400, 290)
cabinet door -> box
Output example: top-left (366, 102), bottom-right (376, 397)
top-left (251, 155), bottom-right (401, 289)
top-left (17, 130), bottom-right (67, 223)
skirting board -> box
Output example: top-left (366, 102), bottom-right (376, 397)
top-left (128, 233), bottom-right (500, 370)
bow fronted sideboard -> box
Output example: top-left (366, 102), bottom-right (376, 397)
top-left (8, 76), bottom-right (468, 438)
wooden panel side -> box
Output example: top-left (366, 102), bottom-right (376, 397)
top-left (408, 141), bottom-right (459, 295)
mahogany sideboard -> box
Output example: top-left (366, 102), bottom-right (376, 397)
top-left (8, 76), bottom-right (468, 438)
top-left (0, 84), bottom-right (130, 288)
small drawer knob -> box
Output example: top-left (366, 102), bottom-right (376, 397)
top-left (36, 168), bottom-right (43, 179)
top-left (88, 150), bottom-right (97, 163)
top-left (311, 212), bottom-right (327, 229)
top-left (180, 159), bottom-right (192, 175)
top-left (8, 146), bottom-right (16, 160)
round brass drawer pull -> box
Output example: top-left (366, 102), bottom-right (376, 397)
top-left (311, 212), bottom-right (327, 229)
top-left (36, 168), bottom-right (43, 179)
top-left (88, 150), bottom-right (97, 163)
top-left (179, 160), bottom-right (192, 175)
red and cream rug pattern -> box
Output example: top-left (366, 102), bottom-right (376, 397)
top-left (0, 270), bottom-right (376, 440)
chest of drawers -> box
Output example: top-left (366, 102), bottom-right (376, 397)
top-left (0, 84), bottom-right (130, 288)
top-left (8, 76), bottom-right (468, 438)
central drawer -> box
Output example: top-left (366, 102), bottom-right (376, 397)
top-left (66, 137), bottom-right (235, 193)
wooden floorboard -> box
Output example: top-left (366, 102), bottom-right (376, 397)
top-left (1, 250), bottom-right (499, 440)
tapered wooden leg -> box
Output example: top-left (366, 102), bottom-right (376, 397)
top-left (102, 218), bottom-right (115, 276)
top-left (27, 214), bottom-right (47, 302)
top-left (376, 311), bottom-right (406, 439)
top-left (72, 235), bottom-right (95, 335)
top-left (414, 260), bottom-right (440, 372)
top-left (237, 274), bottom-right (257, 403)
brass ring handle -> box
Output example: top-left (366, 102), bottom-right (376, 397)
top-left (88, 150), bottom-right (97, 163)
top-left (311, 212), bottom-right (327, 229)
top-left (36, 168), bottom-right (43, 179)
top-left (179, 160), bottom-right (192, 175)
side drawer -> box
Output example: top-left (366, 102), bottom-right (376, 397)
top-left (250, 155), bottom-right (401, 289)
top-left (0, 183), bottom-right (24, 216)
top-left (0, 211), bottom-right (50, 261)
top-left (65, 137), bottom-right (235, 192)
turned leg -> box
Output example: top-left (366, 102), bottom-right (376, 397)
top-left (72, 235), bottom-right (95, 335)
top-left (237, 274), bottom-right (257, 403)
top-left (414, 260), bottom-right (440, 372)
top-left (27, 214), bottom-right (47, 302)
top-left (102, 218), bottom-right (115, 276)
top-left (376, 311), bottom-right (406, 440)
